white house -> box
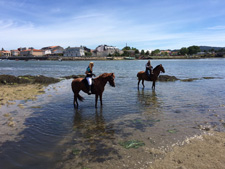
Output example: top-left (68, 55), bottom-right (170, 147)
top-left (94, 45), bottom-right (120, 57)
top-left (11, 50), bottom-right (20, 56)
top-left (63, 47), bottom-right (85, 57)
top-left (41, 46), bottom-right (64, 55)
top-left (43, 50), bottom-right (51, 55)
top-left (96, 45), bottom-right (119, 52)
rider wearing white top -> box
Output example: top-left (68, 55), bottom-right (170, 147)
top-left (85, 62), bottom-right (95, 95)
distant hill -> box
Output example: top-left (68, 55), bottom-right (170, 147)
top-left (199, 46), bottom-right (225, 52)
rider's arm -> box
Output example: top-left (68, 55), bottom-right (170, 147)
top-left (146, 63), bottom-right (150, 69)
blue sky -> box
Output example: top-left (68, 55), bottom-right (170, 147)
top-left (1, 0), bottom-right (225, 50)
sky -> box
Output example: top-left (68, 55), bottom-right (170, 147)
top-left (1, 0), bottom-right (225, 50)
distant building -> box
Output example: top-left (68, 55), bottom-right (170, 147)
top-left (170, 51), bottom-right (179, 56)
top-left (43, 49), bottom-right (51, 55)
top-left (41, 46), bottom-right (64, 56)
top-left (20, 49), bottom-right (43, 56)
top-left (0, 49), bottom-right (11, 57)
top-left (11, 50), bottom-right (20, 56)
top-left (94, 45), bottom-right (120, 57)
top-left (63, 46), bottom-right (85, 57)
top-left (160, 50), bottom-right (171, 55)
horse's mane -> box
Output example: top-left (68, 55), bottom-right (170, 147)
top-left (153, 64), bottom-right (162, 71)
top-left (95, 73), bottom-right (111, 79)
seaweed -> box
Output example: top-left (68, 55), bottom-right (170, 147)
top-left (72, 148), bottom-right (81, 155)
top-left (119, 140), bottom-right (145, 149)
top-left (167, 129), bottom-right (178, 133)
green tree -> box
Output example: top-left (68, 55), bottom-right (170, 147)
top-left (210, 48), bottom-right (215, 52)
top-left (188, 46), bottom-right (200, 55)
top-left (145, 51), bottom-right (150, 56)
top-left (114, 51), bottom-right (120, 56)
top-left (131, 47), bottom-right (138, 51)
top-left (122, 46), bottom-right (131, 50)
top-left (85, 51), bottom-right (92, 56)
top-left (179, 47), bottom-right (189, 55)
top-left (162, 52), bottom-right (168, 56)
top-left (151, 49), bottom-right (160, 56)
top-left (122, 50), bottom-right (129, 56)
top-left (135, 49), bottom-right (139, 54)
top-left (140, 50), bottom-right (145, 55)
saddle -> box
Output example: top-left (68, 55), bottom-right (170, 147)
top-left (145, 70), bottom-right (152, 80)
top-left (82, 78), bottom-right (95, 93)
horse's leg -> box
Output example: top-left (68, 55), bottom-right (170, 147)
top-left (95, 94), bottom-right (98, 108)
top-left (100, 93), bottom-right (103, 106)
top-left (74, 94), bottom-right (78, 108)
top-left (142, 80), bottom-right (145, 88)
top-left (152, 81), bottom-right (155, 90)
top-left (138, 79), bottom-right (141, 89)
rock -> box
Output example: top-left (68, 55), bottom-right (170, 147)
top-left (180, 78), bottom-right (199, 82)
top-left (0, 75), bottom-right (29, 85)
top-left (158, 75), bottom-right (179, 82)
top-left (0, 75), bottom-right (60, 85)
top-left (61, 75), bottom-right (85, 79)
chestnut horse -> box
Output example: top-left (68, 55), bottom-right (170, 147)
top-left (71, 73), bottom-right (115, 108)
top-left (137, 64), bottom-right (165, 90)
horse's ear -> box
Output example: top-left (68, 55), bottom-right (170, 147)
top-left (111, 73), bottom-right (114, 76)
top-left (160, 64), bottom-right (162, 67)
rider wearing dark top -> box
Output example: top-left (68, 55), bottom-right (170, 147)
top-left (145, 60), bottom-right (153, 79)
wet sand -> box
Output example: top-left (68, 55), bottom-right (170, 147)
top-left (150, 131), bottom-right (225, 169)
top-left (0, 84), bottom-right (45, 144)
top-left (0, 84), bottom-right (45, 107)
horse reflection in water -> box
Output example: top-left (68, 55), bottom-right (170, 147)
top-left (137, 64), bottom-right (165, 90)
top-left (73, 108), bottom-right (107, 134)
top-left (71, 73), bottom-right (115, 108)
top-left (72, 108), bottom-right (118, 165)
top-left (138, 89), bottom-right (158, 106)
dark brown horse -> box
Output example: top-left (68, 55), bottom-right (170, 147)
top-left (71, 73), bottom-right (115, 108)
top-left (137, 64), bottom-right (165, 90)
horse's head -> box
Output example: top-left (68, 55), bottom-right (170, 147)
top-left (159, 64), bottom-right (165, 73)
top-left (107, 73), bottom-right (115, 87)
top-left (153, 64), bottom-right (165, 75)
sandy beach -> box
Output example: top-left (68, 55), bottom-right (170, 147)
top-left (149, 131), bottom-right (225, 169)
top-left (0, 84), bottom-right (45, 107)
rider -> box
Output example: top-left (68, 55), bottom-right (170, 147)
top-left (145, 60), bottom-right (153, 79)
top-left (85, 62), bottom-right (95, 95)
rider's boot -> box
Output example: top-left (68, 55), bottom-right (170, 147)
top-left (88, 86), bottom-right (91, 95)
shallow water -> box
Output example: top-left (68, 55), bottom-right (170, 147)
top-left (0, 59), bottom-right (225, 168)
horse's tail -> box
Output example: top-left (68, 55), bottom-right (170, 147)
top-left (71, 79), bottom-right (84, 102)
top-left (77, 94), bottom-right (84, 102)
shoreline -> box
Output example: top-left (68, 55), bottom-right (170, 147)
top-left (1, 55), bottom-right (224, 61)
